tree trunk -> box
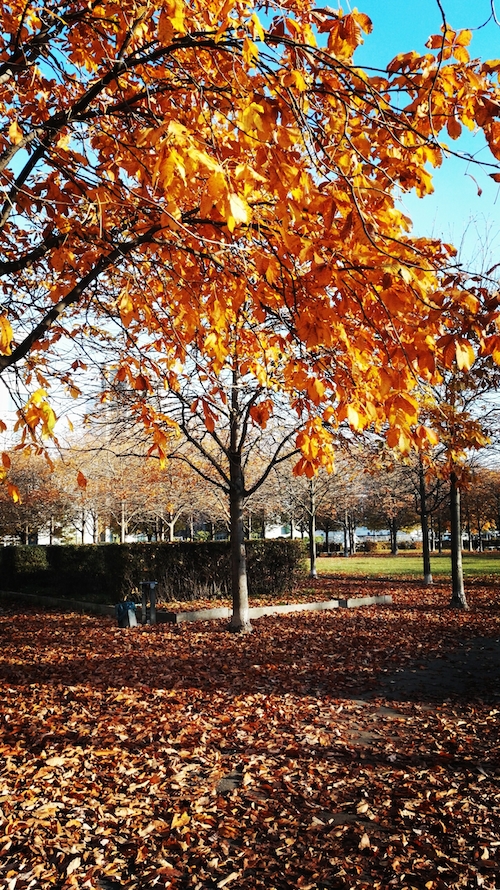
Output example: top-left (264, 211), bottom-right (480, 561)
top-left (120, 500), bottom-right (126, 544)
top-left (228, 366), bottom-right (251, 633)
top-left (390, 517), bottom-right (398, 555)
top-left (166, 517), bottom-right (175, 542)
top-left (449, 472), bottom-right (468, 609)
top-left (466, 510), bottom-right (473, 551)
top-left (418, 460), bottom-right (433, 584)
top-left (308, 479), bottom-right (317, 578)
top-left (228, 450), bottom-right (251, 633)
top-left (348, 514), bottom-right (356, 555)
top-left (477, 517), bottom-right (484, 553)
top-left (343, 513), bottom-right (349, 557)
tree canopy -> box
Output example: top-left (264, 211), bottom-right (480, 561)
top-left (1, 0), bottom-right (500, 454)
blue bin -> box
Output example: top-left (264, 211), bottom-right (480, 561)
top-left (115, 601), bottom-right (137, 628)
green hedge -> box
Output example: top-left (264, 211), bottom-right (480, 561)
top-left (0, 540), bottom-right (306, 603)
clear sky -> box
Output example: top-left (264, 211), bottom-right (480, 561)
top-left (350, 0), bottom-right (500, 265)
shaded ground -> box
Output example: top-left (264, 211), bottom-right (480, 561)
top-left (367, 634), bottom-right (500, 703)
top-left (0, 579), bottom-right (499, 890)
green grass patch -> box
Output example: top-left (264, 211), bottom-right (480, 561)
top-left (316, 551), bottom-right (500, 581)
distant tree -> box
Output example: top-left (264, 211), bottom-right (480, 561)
top-left (0, 451), bottom-right (71, 543)
top-left (363, 460), bottom-right (418, 555)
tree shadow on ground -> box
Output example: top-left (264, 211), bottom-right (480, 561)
top-left (1, 609), bottom-right (499, 705)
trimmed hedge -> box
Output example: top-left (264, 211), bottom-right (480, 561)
top-left (0, 539), bottom-right (306, 604)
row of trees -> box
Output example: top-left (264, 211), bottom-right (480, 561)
top-left (3, 435), bottom-right (500, 559)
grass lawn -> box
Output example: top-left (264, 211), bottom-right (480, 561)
top-left (315, 550), bottom-right (500, 581)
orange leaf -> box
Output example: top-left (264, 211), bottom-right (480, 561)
top-left (77, 471), bottom-right (87, 489)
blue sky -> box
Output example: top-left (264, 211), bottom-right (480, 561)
top-left (351, 0), bottom-right (500, 264)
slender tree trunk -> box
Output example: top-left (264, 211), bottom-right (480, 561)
top-left (120, 500), bottom-right (126, 544)
top-left (418, 460), bottom-right (433, 584)
top-left (390, 517), bottom-right (398, 555)
top-left (228, 450), bottom-right (251, 632)
top-left (349, 515), bottom-right (356, 555)
top-left (166, 516), bottom-right (175, 542)
top-left (449, 472), bottom-right (468, 609)
top-left (477, 517), bottom-right (484, 553)
top-left (308, 479), bottom-right (317, 578)
top-left (228, 366), bottom-right (251, 633)
top-left (466, 510), bottom-right (473, 551)
top-left (343, 513), bottom-right (349, 557)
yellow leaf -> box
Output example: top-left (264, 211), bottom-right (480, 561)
top-left (7, 483), bottom-right (20, 503)
top-left (163, 0), bottom-right (185, 33)
top-left (242, 36), bottom-right (258, 67)
top-left (8, 120), bottom-right (23, 145)
top-left (227, 193), bottom-right (250, 232)
top-left (171, 811), bottom-right (190, 829)
top-left (0, 314), bottom-right (13, 355)
top-left (250, 13), bottom-right (265, 41)
top-left (456, 28), bottom-right (472, 46)
top-left (455, 340), bottom-right (475, 371)
top-left (347, 405), bottom-right (360, 429)
top-left (307, 377), bottom-right (325, 405)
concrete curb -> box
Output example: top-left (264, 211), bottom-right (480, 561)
top-left (0, 590), bottom-right (392, 623)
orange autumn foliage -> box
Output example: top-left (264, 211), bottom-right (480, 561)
top-left (0, 1), bottom-right (498, 467)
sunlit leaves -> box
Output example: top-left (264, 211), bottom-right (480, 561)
top-left (0, 314), bottom-right (12, 355)
top-left (0, 0), bottom-right (499, 488)
top-left (7, 119), bottom-right (23, 144)
top-left (15, 390), bottom-right (57, 440)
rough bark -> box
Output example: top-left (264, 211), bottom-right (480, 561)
top-left (449, 472), bottom-right (469, 610)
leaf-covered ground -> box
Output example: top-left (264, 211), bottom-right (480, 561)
top-left (1, 579), bottom-right (499, 890)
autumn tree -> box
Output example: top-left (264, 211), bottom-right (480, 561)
top-left (0, 450), bottom-right (72, 543)
top-left (363, 460), bottom-right (418, 555)
top-left (1, 2), bottom-right (500, 625)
